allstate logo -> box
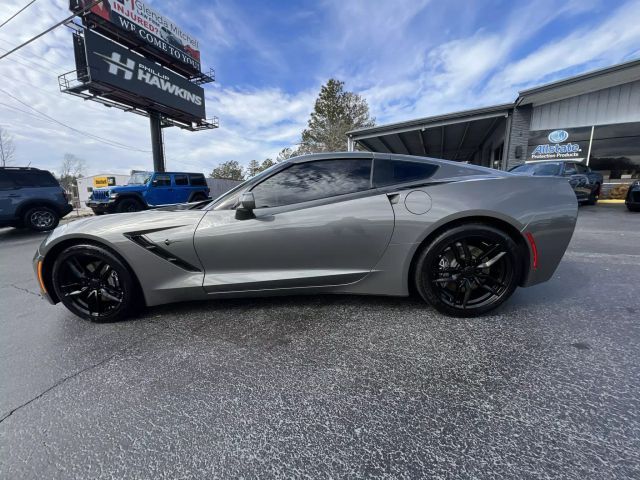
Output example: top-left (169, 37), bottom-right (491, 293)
top-left (548, 130), bottom-right (569, 143)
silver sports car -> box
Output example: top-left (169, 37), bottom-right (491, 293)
top-left (33, 153), bottom-right (578, 321)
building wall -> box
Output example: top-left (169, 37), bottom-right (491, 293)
top-left (77, 174), bottom-right (130, 206)
top-left (530, 80), bottom-right (640, 130)
top-left (206, 178), bottom-right (242, 199)
top-left (505, 105), bottom-right (532, 169)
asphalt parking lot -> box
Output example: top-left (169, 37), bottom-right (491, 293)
top-left (1, 205), bottom-right (639, 479)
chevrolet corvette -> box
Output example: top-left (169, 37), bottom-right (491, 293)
top-left (34, 152), bottom-right (578, 321)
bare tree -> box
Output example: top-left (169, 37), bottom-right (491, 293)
top-left (58, 153), bottom-right (86, 191)
top-left (0, 127), bottom-right (16, 166)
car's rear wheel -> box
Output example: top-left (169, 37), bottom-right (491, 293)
top-left (24, 206), bottom-right (59, 232)
top-left (190, 193), bottom-right (207, 202)
top-left (116, 198), bottom-right (143, 213)
top-left (414, 224), bottom-right (522, 317)
top-left (51, 244), bottom-right (139, 322)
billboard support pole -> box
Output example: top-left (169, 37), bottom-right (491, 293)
top-left (149, 110), bottom-right (165, 172)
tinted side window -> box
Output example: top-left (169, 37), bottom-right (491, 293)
top-left (174, 174), bottom-right (188, 186)
top-left (0, 171), bottom-right (15, 189)
top-left (154, 174), bottom-right (171, 186)
top-left (189, 174), bottom-right (206, 186)
top-left (373, 159), bottom-right (438, 187)
top-left (252, 159), bottom-right (372, 208)
top-left (5, 170), bottom-right (58, 187)
top-left (575, 163), bottom-right (588, 174)
top-left (564, 163), bottom-right (577, 175)
top-left (532, 162), bottom-right (561, 176)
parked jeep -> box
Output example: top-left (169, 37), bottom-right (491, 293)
top-left (86, 171), bottom-right (210, 214)
top-left (0, 167), bottom-right (73, 231)
top-left (509, 160), bottom-right (603, 205)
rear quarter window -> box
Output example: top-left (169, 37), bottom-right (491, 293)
top-left (373, 159), bottom-right (438, 187)
top-left (189, 174), bottom-right (207, 186)
top-left (4, 170), bottom-right (59, 187)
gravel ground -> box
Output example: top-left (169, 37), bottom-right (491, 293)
top-left (0, 204), bottom-right (638, 479)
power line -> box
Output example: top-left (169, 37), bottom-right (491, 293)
top-left (0, 0), bottom-right (37, 30)
top-left (0, 89), bottom-right (152, 153)
top-left (0, 0), bottom-right (102, 61)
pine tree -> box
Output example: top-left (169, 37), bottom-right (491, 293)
top-left (246, 159), bottom-right (261, 178)
top-left (210, 160), bottom-right (245, 180)
top-left (299, 79), bottom-right (375, 153)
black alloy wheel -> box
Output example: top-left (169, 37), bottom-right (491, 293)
top-left (24, 206), bottom-right (59, 232)
top-left (51, 244), bottom-right (139, 322)
top-left (415, 224), bottom-right (522, 317)
top-left (116, 198), bottom-right (143, 213)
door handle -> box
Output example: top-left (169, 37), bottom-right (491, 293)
top-left (8, 194), bottom-right (20, 198)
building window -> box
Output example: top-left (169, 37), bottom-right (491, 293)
top-left (589, 122), bottom-right (640, 180)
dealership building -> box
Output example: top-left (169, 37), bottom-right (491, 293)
top-left (347, 59), bottom-right (640, 195)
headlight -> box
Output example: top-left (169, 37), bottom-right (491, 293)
top-left (633, 180), bottom-right (640, 187)
top-left (109, 191), bottom-right (119, 199)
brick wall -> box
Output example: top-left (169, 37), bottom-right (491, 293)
top-left (506, 105), bottom-right (532, 169)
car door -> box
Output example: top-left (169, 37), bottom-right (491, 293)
top-left (194, 158), bottom-right (396, 294)
top-left (145, 173), bottom-right (173, 206)
top-left (173, 174), bottom-right (191, 203)
top-left (563, 162), bottom-right (590, 200)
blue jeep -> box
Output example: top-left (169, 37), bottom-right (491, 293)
top-left (87, 171), bottom-right (210, 214)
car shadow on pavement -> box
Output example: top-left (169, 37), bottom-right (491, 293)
top-left (0, 227), bottom-right (49, 242)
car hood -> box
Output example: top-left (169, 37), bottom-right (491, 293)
top-left (39, 209), bottom-right (207, 254)
top-left (100, 185), bottom-right (147, 193)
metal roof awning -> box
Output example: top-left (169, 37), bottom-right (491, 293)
top-left (347, 103), bottom-right (513, 161)
top-left (517, 58), bottom-right (640, 106)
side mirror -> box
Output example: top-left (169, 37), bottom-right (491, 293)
top-left (235, 192), bottom-right (256, 220)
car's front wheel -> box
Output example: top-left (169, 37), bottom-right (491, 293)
top-left (24, 206), bottom-right (59, 232)
top-left (414, 224), bottom-right (522, 317)
top-left (51, 244), bottom-right (140, 322)
top-left (116, 198), bottom-right (144, 213)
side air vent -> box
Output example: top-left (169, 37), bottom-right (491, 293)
top-left (125, 234), bottom-right (201, 272)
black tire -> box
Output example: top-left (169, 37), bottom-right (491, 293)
top-left (585, 184), bottom-right (600, 205)
top-left (116, 197), bottom-right (144, 213)
top-left (51, 244), bottom-right (140, 322)
top-left (92, 209), bottom-right (105, 216)
top-left (23, 206), bottom-right (59, 232)
top-left (190, 193), bottom-right (207, 202)
top-left (414, 224), bottom-right (522, 317)
top-left (627, 205), bottom-right (640, 212)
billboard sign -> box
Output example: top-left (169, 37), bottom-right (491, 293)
top-left (93, 176), bottom-right (116, 187)
top-left (527, 127), bottom-right (592, 162)
top-left (70, 0), bottom-right (201, 75)
top-left (83, 30), bottom-right (206, 120)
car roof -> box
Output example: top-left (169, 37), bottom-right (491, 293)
top-left (0, 166), bottom-right (47, 171)
top-left (285, 151), bottom-right (503, 176)
top-left (522, 160), bottom-right (586, 165)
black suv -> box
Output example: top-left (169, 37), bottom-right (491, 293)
top-left (0, 167), bottom-right (73, 231)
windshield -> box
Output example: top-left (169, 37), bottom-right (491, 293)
top-left (127, 172), bottom-right (152, 185)
top-left (510, 162), bottom-right (561, 176)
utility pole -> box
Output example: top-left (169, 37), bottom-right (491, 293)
top-left (149, 110), bottom-right (165, 172)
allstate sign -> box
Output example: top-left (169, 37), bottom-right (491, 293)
top-left (527, 127), bottom-right (591, 161)
top-left (548, 130), bottom-right (569, 143)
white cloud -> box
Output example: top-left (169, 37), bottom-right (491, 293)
top-left (0, 0), bottom-right (638, 179)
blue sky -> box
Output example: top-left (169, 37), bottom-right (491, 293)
top-left (0, 0), bottom-right (639, 175)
